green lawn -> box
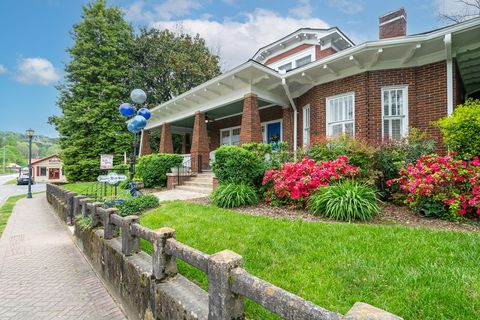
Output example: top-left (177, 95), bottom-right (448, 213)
top-left (3, 179), bottom-right (17, 185)
top-left (140, 201), bottom-right (480, 320)
top-left (0, 194), bottom-right (27, 237)
top-left (62, 181), bottom-right (129, 198)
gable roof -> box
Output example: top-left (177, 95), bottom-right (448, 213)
top-left (31, 154), bottom-right (61, 165)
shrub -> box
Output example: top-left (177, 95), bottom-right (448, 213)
top-left (308, 135), bottom-right (379, 184)
top-left (212, 145), bottom-right (264, 186)
top-left (308, 180), bottom-right (380, 221)
top-left (136, 153), bottom-right (183, 188)
top-left (262, 156), bottom-right (359, 208)
top-left (114, 194), bottom-right (160, 216)
top-left (436, 98), bottom-right (480, 159)
top-left (210, 183), bottom-right (259, 208)
top-left (76, 216), bottom-right (92, 231)
top-left (389, 153), bottom-right (480, 220)
top-left (374, 128), bottom-right (435, 197)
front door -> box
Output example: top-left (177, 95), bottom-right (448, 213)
top-left (49, 168), bottom-right (60, 180)
top-left (267, 122), bottom-right (281, 147)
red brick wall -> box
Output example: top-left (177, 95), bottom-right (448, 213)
top-left (159, 123), bottom-right (174, 153)
top-left (191, 112), bottom-right (210, 172)
top-left (265, 44), bottom-right (313, 65)
top-left (293, 61), bottom-right (449, 152)
top-left (316, 46), bottom-right (336, 60)
top-left (140, 129), bottom-right (152, 156)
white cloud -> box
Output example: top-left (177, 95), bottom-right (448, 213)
top-left (149, 9), bottom-right (330, 69)
top-left (0, 65), bottom-right (6, 74)
top-left (15, 58), bottom-right (60, 85)
top-left (124, 0), bottom-right (202, 22)
top-left (290, 0), bottom-right (313, 18)
top-left (328, 0), bottom-right (364, 15)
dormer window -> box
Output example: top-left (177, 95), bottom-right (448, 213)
top-left (296, 55), bottom-right (312, 68)
top-left (278, 62), bottom-right (293, 72)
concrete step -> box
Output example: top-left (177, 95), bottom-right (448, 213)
top-left (183, 181), bottom-right (213, 188)
top-left (175, 185), bottom-right (212, 194)
top-left (188, 178), bottom-right (213, 183)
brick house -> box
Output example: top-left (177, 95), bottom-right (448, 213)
top-left (141, 9), bottom-right (480, 173)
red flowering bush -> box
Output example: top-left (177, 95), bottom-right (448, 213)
top-left (388, 153), bottom-right (480, 219)
top-left (262, 156), bottom-right (359, 207)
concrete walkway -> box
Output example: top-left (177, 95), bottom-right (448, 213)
top-left (153, 188), bottom-right (208, 202)
top-left (0, 195), bottom-right (125, 320)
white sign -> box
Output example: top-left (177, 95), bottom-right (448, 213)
top-left (97, 173), bottom-right (127, 185)
top-left (100, 154), bottom-right (114, 170)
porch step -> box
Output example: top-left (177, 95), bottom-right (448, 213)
top-left (183, 181), bottom-right (213, 188)
top-left (175, 185), bottom-right (212, 195)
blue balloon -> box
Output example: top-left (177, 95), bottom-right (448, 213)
top-left (132, 115), bottom-right (147, 130)
top-left (127, 120), bottom-right (139, 133)
top-left (119, 103), bottom-right (134, 117)
top-left (137, 107), bottom-right (151, 120)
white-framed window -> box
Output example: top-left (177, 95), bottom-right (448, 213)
top-left (269, 47), bottom-right (316, 72)
top-left (303, 104), bottom-right (310, 146)
top-left (326, 92), bottom-right (355, 137)
top-left (382, 86), bottom-right (408, 140)
top-left (278, 62), bottom-right (293, 72)
top-left (220, 126), bottom-right (241, 146)
top-left (296, 55), bottom-right (312, 68)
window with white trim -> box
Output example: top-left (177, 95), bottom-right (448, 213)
top-left (278, 62), bottom-right (293, 72)
top-left (220, 127), bottom-right (241, 146)
top-left (296, 55), bottom-right (312, 68)
top-left (326, 93), bottom-right (354, 137)
top-left (382, 86), bottom-right (408, 140)
top-left (303, 105), bottom-right (310, 146)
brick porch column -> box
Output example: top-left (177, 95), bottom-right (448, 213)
top-left (159, 123), bottom-right (174, 154)
top-left (240, 93), bottom-right (263, 145)
top-left (282, 106), bottom-right (294, 151)
top-left (139, 129), bottom-right (152, 156)
top-left (191, 112), bottom-right (209, 173)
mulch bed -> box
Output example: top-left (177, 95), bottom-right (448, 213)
top-left (188, 198), bottom-right (480, 233)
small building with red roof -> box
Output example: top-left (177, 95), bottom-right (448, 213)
top-left (31, 155), bottom-right (66, 183)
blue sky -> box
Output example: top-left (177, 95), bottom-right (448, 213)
top-left (0, 0), bottom-right (460, 137)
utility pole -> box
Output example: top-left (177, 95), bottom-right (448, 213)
top-left (2, 137), bottom-right (5, 174)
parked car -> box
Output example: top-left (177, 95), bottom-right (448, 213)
top-left (17, 174), bottom-right (33, 185)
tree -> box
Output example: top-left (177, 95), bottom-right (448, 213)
top-left (50, 0), bottom-right (135, 181)
top-left (129, 28), bottom-right (221, 106)
top-left (439, 0), bottom-right (480, 23)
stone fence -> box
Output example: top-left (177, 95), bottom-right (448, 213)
top-left (46, 184), bottom-right (402, 320)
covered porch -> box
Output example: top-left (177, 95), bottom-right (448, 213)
top-left (140, 62), bottom-right (292, 173)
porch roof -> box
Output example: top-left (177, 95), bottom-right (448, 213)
top-left (146, 62), bottom-right (288, 130)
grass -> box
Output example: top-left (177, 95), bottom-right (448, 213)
top-left (0, 194), bottom-right (27, 237)
top-left (62, 181), bottom-right (129, 198)
top-left (3, 179), bottom-right (17, 185)
top-left (140, 201), bottom-right (480, 320)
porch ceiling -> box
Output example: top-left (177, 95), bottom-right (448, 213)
top-left (170, 98), bottom-right (273, 128)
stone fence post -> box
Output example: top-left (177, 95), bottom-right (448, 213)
top-left (121, 216), bottom-right (140, 256)
top-left (66, 192), bottom-right (77, 225)
top-left (208, 250), bottom-right (244, 320)
top-left (103, 208), bottom-right (120, 239)
top-left (151, 227), bottom-right (177, 281)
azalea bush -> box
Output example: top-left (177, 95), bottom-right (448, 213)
top-left (388, 153), bottom-right (480, 220)
top-left (262, 156), bottom-right (359, 207)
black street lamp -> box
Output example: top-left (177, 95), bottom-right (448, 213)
top-left (26, 128), bottom-right (34, 199)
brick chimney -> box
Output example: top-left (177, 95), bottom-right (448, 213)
top-left (379, 8), bottom-right (407, 39)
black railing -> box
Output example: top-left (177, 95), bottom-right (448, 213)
top-left (176, 156), bottom-right (192, 186)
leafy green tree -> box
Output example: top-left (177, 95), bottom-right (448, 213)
top-left (50, 0), bottom-right (134, 181)
top-left (436, 99), bottom-right (480, 159)
top-left (129, 28), bottom-right (221, 106)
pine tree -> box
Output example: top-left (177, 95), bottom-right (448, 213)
top-left (50, 0), bottom-right (134, 181)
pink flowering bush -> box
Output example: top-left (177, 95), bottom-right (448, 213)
top-left (262, 156), bottom-right (359, 207)
top-left (388, 153), bottom-right (480, 219)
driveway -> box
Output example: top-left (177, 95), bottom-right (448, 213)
top-left (0, 174), bottom-right (46, 206)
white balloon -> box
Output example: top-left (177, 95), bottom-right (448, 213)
top-left (130, 89), bottom-right (147, 104)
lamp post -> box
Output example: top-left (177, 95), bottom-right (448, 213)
top-left (118, 89), bottom-right (150, 196)
top-left (26, 128), bottom-right (34, 199)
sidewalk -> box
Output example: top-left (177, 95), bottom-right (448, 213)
top-left (0, 195), bottom-right (126, 320)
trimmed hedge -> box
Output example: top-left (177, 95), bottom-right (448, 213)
top-left (136, 153), bottom-right (183, 188)
top-left (114, 194), bottom-right (160, 216)
top-left (212, 145), bottom-right (264, 186)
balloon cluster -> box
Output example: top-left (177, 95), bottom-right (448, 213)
top-left (119, 89), bottom-right (151, 133)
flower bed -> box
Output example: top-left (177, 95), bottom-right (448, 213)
top-left (262, 156), bottom-right (358, 207)
top-left (388, 153), bottom-right (480, 219)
